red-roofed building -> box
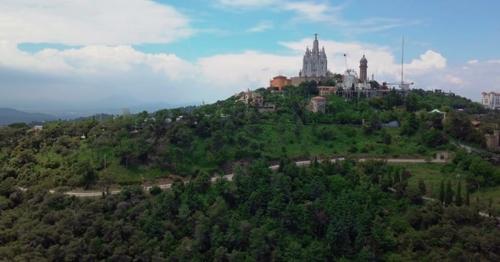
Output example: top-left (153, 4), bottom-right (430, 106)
top-left (269, 75), bottom-right (291, 91)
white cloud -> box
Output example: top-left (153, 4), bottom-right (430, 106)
top-left (247, 21), bottom-right (274, 32)
top-left (416, 61), bottom-right (500, 101)
top-left (283, 2), bottom-right (335, 22)
top-left (444, 74), bottom-right (465, 85)
top-left (217, 0), bottom-right (343, 24)
top-left (217, 0), bottom-right (419, 34)
top-left (280, 38), bottom-right (445, 81)
top-left (0, 41), bottom-right (193, 79)
top-left (406, 50), bottom-right (446, 72)
top-left (197, 51), bottom-right (298, 90)
top-left (2, 34), bottom-right (497, 112)
top-left (217, 0), bottom-right (278, 8)
top-left (467, 59), bottom-right (479, 64)
top-left (0, 0), bottom-right (192, 45)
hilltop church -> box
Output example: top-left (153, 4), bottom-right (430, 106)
top-left (299, 34), bottom-right (328, 78)
top-left (289, 34), bottom-right (331, 86)
top-left (271, 34), bottom-right (375, 92)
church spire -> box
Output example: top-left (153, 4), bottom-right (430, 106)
top-left (301, 33), bottom-right (328, 78)
top-left (313, 33), bottom-right (319, 53)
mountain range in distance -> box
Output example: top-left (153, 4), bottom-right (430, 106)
top-left (0, 101), bottom-right (199, 126)
top-left (0, 108), bottom-right (57, 126)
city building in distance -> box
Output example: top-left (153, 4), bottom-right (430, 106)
top-left (481, 91), bottom-right (500, 110)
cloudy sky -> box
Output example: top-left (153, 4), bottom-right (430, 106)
top-left (1, 0), bottom-right (499, 114)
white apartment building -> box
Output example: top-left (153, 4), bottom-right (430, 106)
top-left (481, 92), bottom-right (500, 109)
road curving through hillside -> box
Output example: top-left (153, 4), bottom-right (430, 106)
top-left (59, 156), bottom-right (447, 197)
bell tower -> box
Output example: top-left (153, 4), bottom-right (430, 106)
top-left (359, 55), bottom-right (368, 82)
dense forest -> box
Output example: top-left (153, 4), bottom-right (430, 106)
top-left (1, 85), bottom-right (499, 260)
top-left (0, 160), bottom-right (499, 261)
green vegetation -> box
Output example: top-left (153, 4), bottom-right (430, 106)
top-left (404, 157), bottom-right (500, 213)
top-left (2, 88), bottom-right (492, 190)
top-left (0, 87), bottom-right (499, 260)
top-left (0, 160), bottom-right (498, 261)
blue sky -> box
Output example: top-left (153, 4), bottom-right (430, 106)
top-left (144, 0), bottom-right (500, 63)
top-left (1, 0), bottom-right (499, 114)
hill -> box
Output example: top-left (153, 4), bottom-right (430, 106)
top-left (0, 86), bottom-right (499, 260)
top-left (0, 108), bottom-right (56, 125)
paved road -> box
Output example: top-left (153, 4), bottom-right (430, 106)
top-left (59, 157), bottom-right (445, 198)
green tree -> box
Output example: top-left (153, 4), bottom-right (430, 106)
top-left (418, 179), bottom-right (426, 196)
top-left (74, 160), bottom-right (97, 190)
top-left (465, 189), bottom-right (470, 206)
top-left (405, 93), bottom-right (419, 112)
top-left (455, 181), bottom-right (462, 206)
top-left (381, 130), bottom-right (392, 145)
top-left (444, 180), bottom-right (453, 206)
top-left (439, 180), bottom-right (445, 204)
top-left (444, 112), bottom-right (479, 143)
top-left (420, 129), bottom-right (447, 147)
top-left (400, 113), bottom-right (419, 136)
top-left (99, 168), bottom-right (115, 195)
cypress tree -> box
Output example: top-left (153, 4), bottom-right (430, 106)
top-left (488, 198), bottom-right (493, 216)
top-left (455, 181), bottom-right (462, 206)
top-left (439, 180), bottom-right (445, 204)
top-left (444, 180), bottom-right (453, 206)
top-left (418, 179), bottom-right (426, 195)
top-left (465, 189), bottom-right (470, 206)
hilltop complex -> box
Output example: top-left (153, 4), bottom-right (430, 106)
top-left (270, 34), bottom-right (380, 94)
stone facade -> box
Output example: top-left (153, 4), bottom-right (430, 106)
top-left (435, 151), bottom-right (450, 161)
top-left (269, 75), bottom-right (291, 91)
top-left (485, 130), bottom-right (500, 152)
top-left (309, 96), bottom-right (326, 113)
top-left (290, 76), bottom-right (329, 86)
top-left (299, 34), bottom-right (328, 78)
top-left (318, 86), bottom-right (337, 96)
top-left (238, 90), bottom-right (263, 107)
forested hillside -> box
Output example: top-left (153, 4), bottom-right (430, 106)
top-left (0, 160), bottom-right (498, 260)
top-left (0, 86), bottom-right (499, 260)
top-left (0, 87), bottom-right (495, 188)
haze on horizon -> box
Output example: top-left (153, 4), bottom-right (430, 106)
top-left (1, 0), bottom-right (499, 115)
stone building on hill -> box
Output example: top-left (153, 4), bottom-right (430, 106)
top-left (308, 96), bottom-right (326, 113)
top-left (300, 34), bottom-right (328, 78)
top-left (237, 90), bottom-right (276, 112)
top-left (237, 90), bottom-right (263, 107)
top-left (318, 86), bottom-right (337, 96)
top-left (291, 34), bottom-right (331, 86)
top-left (485, 130), bottom-right (500, 152)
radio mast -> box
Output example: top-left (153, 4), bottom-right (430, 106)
top-left (387, 36), bottom-right (413, 90)
top-left (401, 37), bottom-right (404, 86)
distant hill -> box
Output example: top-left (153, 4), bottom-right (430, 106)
top-left (0, 108), bottom-right (57, 125)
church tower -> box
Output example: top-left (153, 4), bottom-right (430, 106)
top-left (300, 34), bottom-right (328, 78)
top-left (359, 55), bottom-right (368, 82)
